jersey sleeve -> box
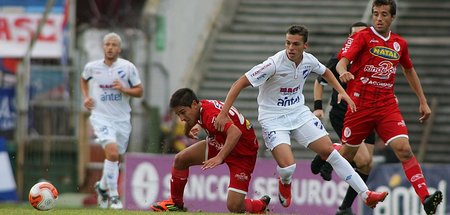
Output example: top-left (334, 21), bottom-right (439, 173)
top-left (310, 55), bottom-right (327, 75)
top-left (81, 63), bottom-right (92, 80)
top-left (399, 40), bottom-right (413, 69)
top-left (201, 107), bottom-right (233, 135)
top-left (339, 33), bottom-right (365, 62)
top-left (128, 63), bottom-right (142, 87)
top-left (245, 58), bottom-right (276, 87)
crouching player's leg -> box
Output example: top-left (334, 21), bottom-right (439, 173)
top-left (151, 140), bottom-right (208, 212)
top-left (225, 157), bottom-right (271, 214)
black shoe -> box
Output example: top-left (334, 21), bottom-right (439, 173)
top-left (94, 181), bottom-right (109, 209)
top-left (311, 155), bottom-right (326, 175)
top-left (257, 195), bottom-right (271, 213)
top-left (423, 190), bottom-right (443, 215)
top-left (335, 207), bottom-right (355, 215)
top-left (320, 162), bottom-right (333, 181)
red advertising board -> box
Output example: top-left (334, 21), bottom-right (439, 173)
top-left (0, 13), bottom-right (64, 58)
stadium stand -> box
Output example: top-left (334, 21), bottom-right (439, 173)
top-left (196, 0), bottom-right (450, 162)
top-left (394, 0), bottom-right (450, 163)
top-left (197, 0), bottom-right (367, 158)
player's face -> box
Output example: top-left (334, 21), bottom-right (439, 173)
top-left (173, 102), bottom-right (199, 127)
top-left (285, 34), bottom-right (307, 64)
top-left (372, 5), bottom-right (395, 36)
top-left (103, 38), bottom-right (121, 61)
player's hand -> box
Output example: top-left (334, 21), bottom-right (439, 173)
top-left (338, 93), bottom-right (356, 113)
top-left (339, 71), bottom-right (354, 83)
top-left (201, 156), bottom-right (223, 170)
top-left (112, 79), bottom-right (124, 91)
top-left (214, 111), bottom-right (231, 132)
top-left (313, 109), bottom-right (324, 119)
top-left (418, 103), bottom-right (431, 123)
top-left (83, 97), bottom-right (94, 110)
top-left (188, 126), bottom-right (200, 139)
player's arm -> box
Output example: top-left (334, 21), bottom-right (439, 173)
top-left (313, 79), bottom-right (325, 118)
top-left (402, 66), bottom-right (431, 123)
top-left (336, 57), bottom-right (354, 83)
top-left (184, 123), bottom-right (201, 139)
top-left (113, 81), bottom-right (143, 98)
top-left (322, 68), bottom-right (356, 113)
top-left (184, 120), bottom-right (200, 139)
top-left (202, 124), bottom-right (242, 170)
top-left (214, 75), bottom-right (251, 131)
top-left (80, 77), bottom-right (94, 110)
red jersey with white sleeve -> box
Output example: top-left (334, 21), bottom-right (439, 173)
top-left (198, 100), bottom-right (259, 158)
top-left (338, 26), bottom-right (413, 108)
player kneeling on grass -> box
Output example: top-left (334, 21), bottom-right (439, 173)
top-left (151, 88), bottom-right (270, 213)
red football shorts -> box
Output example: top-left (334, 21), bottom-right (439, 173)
top-left (341, 104), bottom-right (408, 146)
top-left (207, 146), bottom-right (256, 193)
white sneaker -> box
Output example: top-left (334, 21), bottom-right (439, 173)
top-left (110, 196), bottom-right (123, 209)
top-left (94, 181), bottom-right (109, 209)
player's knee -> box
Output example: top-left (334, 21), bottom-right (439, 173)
top-left (392, 143), bottom-right (413, 161)
top-left (105, 144), bottom-right (120, 161)
top-left (357, 156), bottom-right (372, 168)
top-left (173, 152), bottom-right (185, 168)
top-left (357, 158), bottom-right (373, 174)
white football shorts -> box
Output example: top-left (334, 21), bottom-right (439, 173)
top-left (89, 115), bottom-right (132, 154)
top-left (262, 116), bottom-right (328, 151)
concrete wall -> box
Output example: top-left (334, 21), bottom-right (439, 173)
top-left (148, 0), bottom-right (224, 115)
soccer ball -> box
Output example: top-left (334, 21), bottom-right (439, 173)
top-left (28, 181), bottom-right (59, 211)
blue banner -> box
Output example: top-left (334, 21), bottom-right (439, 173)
top-left (0, 88), bottom-right (16, 131)
top-left (364, 163), bottom-right (448, 215)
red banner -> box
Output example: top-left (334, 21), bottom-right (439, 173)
top-left (0, 13), bottom-right (64, 58)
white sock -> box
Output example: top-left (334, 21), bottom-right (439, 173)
top-left (99, 174), bottom-right (107, 190)
top-left (103, 159), bottom-right (119, 197)
top-left (326, 150), bottom-right (368, 196)
top-left (277, 164), bottom-right (296, 184)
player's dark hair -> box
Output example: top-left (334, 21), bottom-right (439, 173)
top-left (372, 0), bottom-right (397, 16)
top-left (286, 25), bottom-right (308, 43)
top-left (349, 22), bottom-right (368, 34)
top-left (170, 88), bottom-right (199, 109)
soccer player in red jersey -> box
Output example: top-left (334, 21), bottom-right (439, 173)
top-left (336, 0), bottom-right (442, 214)
top-left (151, 88), bottom-right (270, 213)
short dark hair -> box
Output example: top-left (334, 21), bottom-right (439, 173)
top-left (348, 21), bottom-right (368, 34)
top-left (286, 25), bottom-right (308, 43)
top-left (372, 0), bottom-right (397, 16)
top-left (169, 88), bottom-right (199, 109)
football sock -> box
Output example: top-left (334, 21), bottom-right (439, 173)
top-left (340, 170), bottom-right (369, 209)
top-left (171, 167), bottom-right (189, 207)
top-left (326, 150), bottom-right (368, 195)
top-left (277, 164), bottom-right (296, 184)
top-left (103, 159), bottom-right (119, 196)
top-left (99, 175), bottom-right (107, 190)
top-left (244, 198), bottom-right (265, 213)
top-left (402, 156), bottom-right (429, 202)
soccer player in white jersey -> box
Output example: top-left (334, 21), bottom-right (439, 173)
top-left (214, 25), bottom-right (388, 209)
top-left (80, 32), bottom-right (143, 209)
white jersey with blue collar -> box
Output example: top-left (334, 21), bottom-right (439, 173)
top-left (82, 58), bottom-right (141, 121)
top-left (245, 50), bottom-right (326, 130)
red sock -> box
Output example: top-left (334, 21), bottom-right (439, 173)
top-left (244, 198), bottom-right (265, 213)
top-left (170, 167), bottom-right (189, 207)
top-left (402, 156), bottom-right (429, 202)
